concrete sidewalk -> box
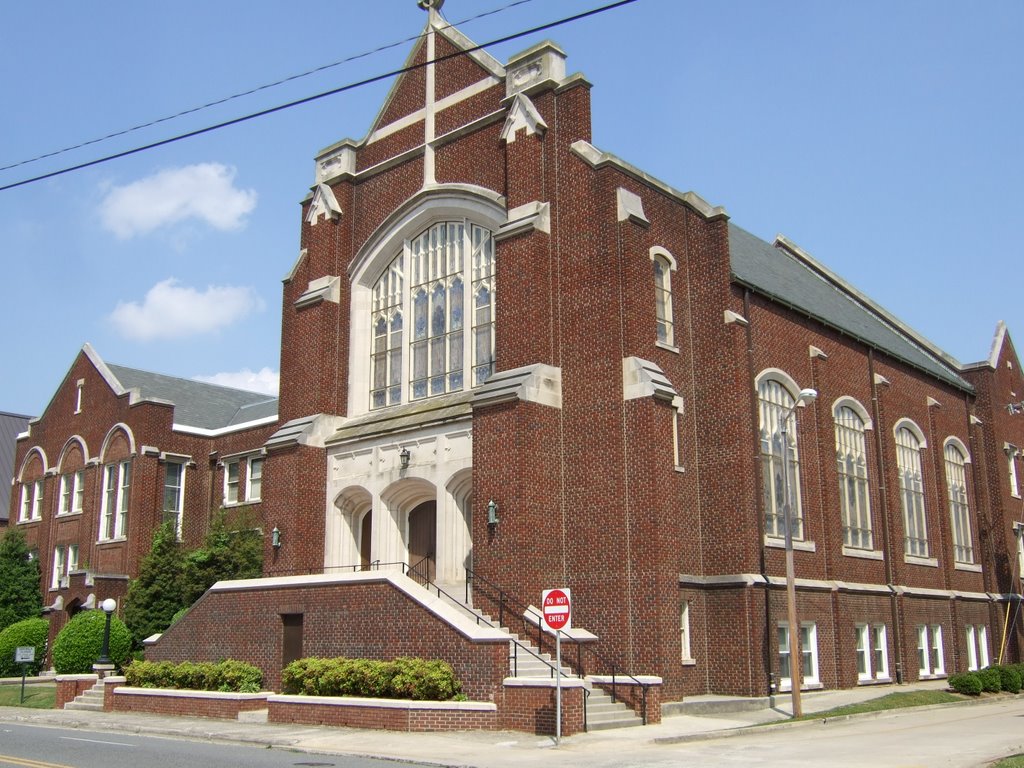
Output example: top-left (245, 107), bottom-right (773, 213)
top-left (0, 680), bottom-right (960, 768)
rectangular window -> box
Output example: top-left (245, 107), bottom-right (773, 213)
top-left (19, 484), bottom-right (32, 522)
top-left (163, 462), bottom-right (186, 539)
top-left (58, 474), bottom-right (72, 515)
top-left (73, 470), bottom-right (85, 513)
top-left (51, 546), bottom-right (66, 589)
top-left (672, 396), bottom-right (685, 470)
top-left (680, 601), bottom-right (693, 663)
top-left (1009, 447), bottom-right (1020, 497)
top-left (31, 480), bottom-right (43, 520)
top-left (778, 622), bottom-right (818, 689)
top-left (224, 461), bottom-right (240, 504)
top-left (247, 457), bottom-right (264, 502)
top-left (857, 623), bottom-right (889, 681)
top-left (100, 461), bottom-right (130, 541)
top-left (918, 624), bottom-right (945, 677)
top-left (966, 625), bottom-right (989, 671)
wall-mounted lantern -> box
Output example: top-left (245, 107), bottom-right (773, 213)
top-left (271, 526), bottom-right (282, 549)
top-left (399, 447), bottom-right (411, 470)
top-left (487, 499), bottom-right (499, 526)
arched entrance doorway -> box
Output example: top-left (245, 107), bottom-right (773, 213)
top-left (408, 500), bottom-right (436, 584)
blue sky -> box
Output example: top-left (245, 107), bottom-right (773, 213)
top-left (2, 0), bottom-right (1021, 418)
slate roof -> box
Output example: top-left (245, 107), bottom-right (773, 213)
top-left (106, 364), bottom-right (278, 431)
top-left (0, 411), bottom-right (31, 521)
top-left (728, 223), bottom-right (972, 392)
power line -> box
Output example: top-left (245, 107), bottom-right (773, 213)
top-left (0, 0), bottom-right (539, 174)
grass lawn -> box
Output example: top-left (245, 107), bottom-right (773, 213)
top-left (992, 757), bottom-right (1024, 767)
top-left (0, 683), bottom-right (56, 709)
top-left (793, 690), bottom-right (962, 721)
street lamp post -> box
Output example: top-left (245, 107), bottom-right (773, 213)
top-left (779, 387), bottom-right (817, 719)
top-left (96, 598), bottom-right (117, 666)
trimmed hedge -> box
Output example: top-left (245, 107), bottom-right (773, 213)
top-left (977, 667), bottom-right (1002, 693)
top-left (993, 665), bottom-right (1022, 694)
top-left (123, 659), bottom-right (262, 693)
top-left (52, 610), bottom-right (132, 674)
top-left (281, 657), bottom-right (463, 701)
top-left (949, 672), bottom-right (982, 696)
top-left (0, 618), bottom-right (48, 677)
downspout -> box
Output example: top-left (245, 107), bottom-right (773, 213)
top-left (868, 349), bottom-right (903, 683)
top-left (743, 288), bottom-right (773, 695)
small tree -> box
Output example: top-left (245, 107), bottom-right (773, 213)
top-left (0, 617), bottom-right (48, 676)
top-left (0, 529), bottom-right (42, 631)
top-left (122, 522), bottom-right (187, 645)
top-left (182, 511), bottom-right (263, 605)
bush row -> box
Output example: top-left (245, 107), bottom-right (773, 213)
top-left (281, 657), bottom-right (463, 701)
top-left (123, 659), bottom-right (262, 693)
top-left (949, 664), bottom-right (1024, 696)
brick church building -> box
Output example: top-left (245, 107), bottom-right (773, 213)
top-left (11, 3), bottom-right (1024, 716)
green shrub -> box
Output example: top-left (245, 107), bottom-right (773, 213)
top-left (281, 656), bottom-right (462, 700)
top-left (122, 659), bottom-right (262, 692)
top-left (0, 618), bottom-right (49, 676)
top-left (996, 665), bottom-right (1023, 694)
top-left (949, 672), bottom-right (982, 696)
top-left (977, 666), bottom-right (1002, 693)
top-left (52, 610), bottom-right (132, 674)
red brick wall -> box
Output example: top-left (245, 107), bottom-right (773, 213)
top-left (112, 689), bottom-right (269, 719)
top-left (269, 698), bottom-right (497, 732)
top-left (497, 685), bottom-right (585, 736)
top-left (54, 675), bottom-right (96, 709)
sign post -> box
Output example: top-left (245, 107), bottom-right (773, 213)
top-left (14, 647), bottom-right (35, 704)
top-left (542, 588), bottom-right (571, 745)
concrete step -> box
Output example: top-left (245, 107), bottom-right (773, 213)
top-left (586, 712), bottom-right (644, 730)
top-left (64, 700), bottom-right (104, 712)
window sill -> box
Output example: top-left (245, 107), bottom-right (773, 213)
top-left (56, 511), bottom-right (84, 519)
top-left (655, 340), bottom-right (680, 354)
top-left (222, 500), bottom-right (261, 508)
top-left (681, 658), bottom-right (697, 667)
top-left (96, 537), bottom-right (127, 546)
top-left (954, 561), bottom-right (982, 572)
top-left (764, 536), bottom-right (816, 553)
top-left (857, 677), bottom-right (892, 686)
top-left (16, 519), bottom-right (41, 525)
top-left (674, 465), bottom-right (685, 474)
top-left (842, 546), bottom-right (884, 560)
top-left (919, 673), bottom-right (947, 681)
top-left (904, 554), bottom-right (939, 568)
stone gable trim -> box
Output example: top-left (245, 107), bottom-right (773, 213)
top-left (623, 357), bottom-right (677, 403)
top-left (495, 201), bottom-right (551, 241)
top-left (500, 93), bottom-right (547, 143)
top-left (208, 571), bottom-right (510, 642)
top-left (305, 183), bottom-right (342, 225)
top-left (570, 141), bottom-right (728, 221)
top-left (471, 364), bottom-right (562, 410)
top-left (266, 414), bottom-right (340, 450)
top-left (294, 276), bottom-right (341, 309)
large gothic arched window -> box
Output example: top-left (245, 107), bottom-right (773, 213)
top-left (370, 220), bottom-right (495, 409)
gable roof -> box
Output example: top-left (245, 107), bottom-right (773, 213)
top-left (728, 223), bottom-right (973, 392)
top-left (0, 411), bottom-right (31, 522)
top-left (105, 363), bottom-right (278, 431)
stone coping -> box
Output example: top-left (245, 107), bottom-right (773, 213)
top-left (54, 674), bottom-right (99, 682)
top-left (268, 694), bottom-right (495, 711)
top-left (114, 686), bottom-right (270, 701)
top-left (588, 675), bottom-right (663, 686)
top-left (501, 676), bottom-right (590, 689)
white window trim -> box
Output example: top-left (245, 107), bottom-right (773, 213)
top-left (917, 624), bottom-right (946, 678)
top-left (835, 402), bottom-right (873, 550)
top-left (163, 461), bottom-right (186, 540)
top-left (224, 460), bottom-right (240, 506)
top-left (246, 456), bottom-right (264, 502)
top-left (650, 246), bottom-right (676, 349)
top-left (856, 623), bottom-right (890, 683)
top-left (672, 395), bottom-right (685, 472)
top-left (99, 460), bottom-right (130, 542)
top-left (778, 621), bottom-right (821, 691)
top-left (895, 422), bottom-right (929, 558)
top-left (1007, 444), bottom-right (1020, 498)
top-left (757, 373), bottom-right (809, 542)
top-left (680, 600), bottom-right (695, 665)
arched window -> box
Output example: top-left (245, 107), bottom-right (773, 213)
top-left (895, 425), bottom-right (928, 557)
top-left (944, 442), bottom-right (973, 563)
top-left (653, 253), bottom-right (674, 346)
top-left (834, 405), bottom-right (872, 549)
top-left (370, 221), bottom-right (495, 409)
top-left (758, 378), bottom-right (806, 540)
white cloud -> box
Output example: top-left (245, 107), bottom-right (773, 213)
top-left (99, 163), bottom-right (257, 239)
top-left (109, 278), bottom-right (263, 341)
top-left (193, 368), bottom-right (279, 396)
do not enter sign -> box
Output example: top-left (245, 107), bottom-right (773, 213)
top-left (542, 588), bottom-right (571, 631)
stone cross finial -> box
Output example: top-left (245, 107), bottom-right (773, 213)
top-left (417, 0), bottom-right (444, 10)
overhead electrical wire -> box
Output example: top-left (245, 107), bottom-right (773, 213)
top-left (0, 0), bottom-right (539, 174)
top-left (0, 0), bottom-right (638, 193)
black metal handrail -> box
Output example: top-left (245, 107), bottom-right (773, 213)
top-left (465, 566), bottom-right (650, 725)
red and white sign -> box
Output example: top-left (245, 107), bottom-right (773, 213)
top-left (542, 588), bottom-right (572, 631)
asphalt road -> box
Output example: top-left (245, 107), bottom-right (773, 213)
top-left (0, 723), bottom-right (422, 768)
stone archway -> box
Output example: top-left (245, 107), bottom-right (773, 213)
top-left (407, 500), bottom-right (437, 584)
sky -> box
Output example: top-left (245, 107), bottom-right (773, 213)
top-left (2, 0), bottom-right (1021, 418)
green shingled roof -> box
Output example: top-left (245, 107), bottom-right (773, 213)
top-left (728, 223), bottom-right (972, 392)
top-left (106, 364), bottom-right (278, 430)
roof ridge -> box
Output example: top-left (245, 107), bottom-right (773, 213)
top-left (108, 361), bottom-right (278, 399)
